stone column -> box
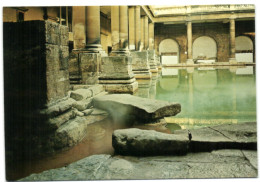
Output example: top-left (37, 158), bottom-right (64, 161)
top-left (187, 21), bottom-right (193, 64)
top-left (119, 6), bottom-right (129, 52)
top-left (72, 6), bottom-right (86, 49)
top-left (111, 6), bottom-right (120, 51)
top-left (129, 6), bottom-right (135, 51)
top-left (149, 22), bottom-right (154, 50)
top-left (229, 18), bottom-right (236, 63)
top-left (140, 16), bottom-right (145, 51)
top-left (135, 6), bottom-right (141, 51)
top-left (99, 6), bottom-right (138, 93)
top-left (85, 6), bottom-right (102, 52)
top-left (144, 16), bottom-right (149, 50)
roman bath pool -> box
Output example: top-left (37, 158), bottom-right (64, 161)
top-left (7, 66), bottom-right (256, 180)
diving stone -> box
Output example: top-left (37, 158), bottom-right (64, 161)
top-left (93, 94), bottom-right (181, 123)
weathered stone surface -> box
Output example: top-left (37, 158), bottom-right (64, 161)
top-left (54, 116), bottom-right (88, 148)
top-left (174, 122), bottom-right (257, 151)
top-left (74, 109), bottom-right (84, 117)
top-left (101, 82), bottom-right (139, 94)
top-left (82, 109), bottom-right (94, 116)
top-left (99, 56), bottom-right (135, 80)
top-left (112, 128), bottom-right (189, 155)
top-left (93, 94), bottom-right (181, 123)
top-left (79, 53), bottom-right (101, 85)
top-left (21, 149), bottom-right (257, 180)
top-left (91, 108), bottom-right (109, 116)
top-left (48, 110), bottom-right (76, 130)
top-left (88, 85), bottom-right (105, 96)
top-left (70, 89), bottom-right (92, 101)
top-left (72, 98), bottom-right (92, 111)
top-left (131, 51), bottom-right (151, 79)
top-left (40, 98), bottom-right (76, 118)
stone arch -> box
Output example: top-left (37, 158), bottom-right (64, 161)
top-left (192, 36), bottom-right (217, 60)
top-left (159, 38), bottom-right (180, 64)
top-left (235, 36), bottom-right (253, 51)
top-left (235, 36), bottom-right (254, 62)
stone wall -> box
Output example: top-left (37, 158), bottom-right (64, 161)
top-left (4, 20), bottom-right (70, 161)
top-left (155, 22), bottom-right (230, 62)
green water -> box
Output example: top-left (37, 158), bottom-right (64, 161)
top-left (137, 66), bottom-right (256, 130)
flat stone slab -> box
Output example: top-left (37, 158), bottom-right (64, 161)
top-left (174, 122), bottom-right (257, 152)
top-left (93, 94), bottom-right (181, 123)
top-left (21, 149), bottom-right (257, 180)
top-left (112, 122), bottom-right (256, 156)
top-left (113, 128), bottom-right (189, 155)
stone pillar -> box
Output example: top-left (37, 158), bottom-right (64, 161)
top-left (70, 6), bottom-right (103, 85)
top-left (72, 6), bottom-right (86, 49)
top-left (140, 16), bottom-right (145, 51)
top-left (187, 21), bottom-right (193, 64)
top-left (144, 16), bottom-right (149, 50)
top-left (149, 22), bottom-right (154, 50)
top-left (129, 6), bottom-right (135, 51)
top-left (135, 6), bottom-right (141, 51)
top-left (111, 6), bottom-right (120, 51)
top-left (119, 6), bottom-right (129, 52)
top-left (99, 6), bottom-right (138, 93)
top-left (85, 6), bottom-right (102, 52)
top-left (229, 18), bottom-right (236, 63)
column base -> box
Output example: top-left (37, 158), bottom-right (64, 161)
top-left (186, 59), bottom-right (194, 65)
top-left (101, 81), bottom-right (138, 94)
top-left (110, 48), bottom-right (130, 56)
top-left (99, 55), bottom-right (138, 93)
top-left (133, 70), bottom-right (152, 79)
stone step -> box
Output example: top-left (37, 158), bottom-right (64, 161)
top-left (93, 94), bottom-right (181, 123)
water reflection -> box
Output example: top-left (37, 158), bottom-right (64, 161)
top-left (157, 66), bottom-right (256, 130)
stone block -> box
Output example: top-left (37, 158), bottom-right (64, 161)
top-left (79, 53), bottom-right (101, 84)
top-left (112, 128), bottom-right (189, 155)
top-left (70, 89), bottom-right (92, 101)
top-left (59, 25), bottom-right (69, 46)
top-left (131, 51), bottom-right (150, 71)
top-left (99, 56), bottom-right (134, 80)
top-left (59, 45), bottom-right (69, 70)
top-left (40, 98), bottom-right (76, 118)
top-left (93, 94), bottom-right (181, 123)
top-left (48, 110), bottom-right (76, 130)
top-left (72, 98), bottom-right (93, 111)
top-left (147, 50), bottom-right (155, 61)
top-left (102, 82), bottom-right (138, 94)
top-left (88, 85), bottom-right (105, 96)
top-left (54, 116), bottom-right (88, 148)
top-left (82, 109), bottom-right (94, 116)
